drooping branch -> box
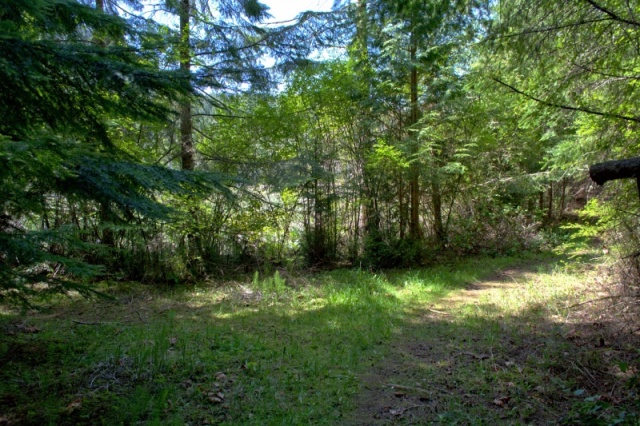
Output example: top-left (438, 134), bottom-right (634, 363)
top-left (485, 18), bottom-right (612, 40)
top-left (491, 78), bottom-right (640, 123)
top-left (583, 0), bottom-right (640, 27)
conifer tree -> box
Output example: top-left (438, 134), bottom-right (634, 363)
top-left (0, 0), bottom-right (203, 303)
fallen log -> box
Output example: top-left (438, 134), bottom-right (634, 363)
top-left (589, 157), bottom-right (640, 200)
top-left (589, 157), bottom-right (640, 186)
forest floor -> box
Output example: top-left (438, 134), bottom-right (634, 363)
top-left (346, 256), bottom-right (640, 425)
top-left (1, 249), bottom-right (640, 425)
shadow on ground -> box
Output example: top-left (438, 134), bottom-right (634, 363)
top-left (0, 256), bottom-right (638, 425)
top-left (347, 261), bottom-right (640, 425)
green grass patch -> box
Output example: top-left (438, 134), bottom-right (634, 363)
top-left (1, 252), bottom-right (609, 425)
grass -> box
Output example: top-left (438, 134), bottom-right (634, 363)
top-left (1, 251), bottom-right (637, 425)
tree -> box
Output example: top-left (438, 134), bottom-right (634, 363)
top-left (0, 0), bottom-right (212, 303)
top-left (488, 0), bottom-right (640, 164)
top-left (484, 0), bottom-right (640, 254)
top-left (159, 0), bottom-right (269, 172)
top-left (348, 0), bottom-right (480, 245)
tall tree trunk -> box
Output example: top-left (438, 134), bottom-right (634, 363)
top-left (560, 178), bottom-right (566, 217)
top-left (398, 176), bottom-right (405, 239)
top-left (430, 141), bottom-right (445, 245)
top-left (94, 0), bottom-right (116, 249)
top-left (431, 174), bottom-right (444, 243)
top-left (180, 0), bottom-right (194, 171)
top-left (547, 183), bottom-right (553, 222)
top-left (354, 0), bottom-right (369, 62)
top-left (354, 0), bottom-right (381, 255)
top-left (178, 0), bottom-right (202, 273)
top-left (408, 29), bottom-right (421, 240)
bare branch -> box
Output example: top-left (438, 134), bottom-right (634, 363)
top-left (583, 0), bottom-right (640, 27)
top-left (192, 113), bottom-right (249, 119)
top-left (485, 18), bottom-right (612, 40)
top-left (491, 77), bottom-right (640, 123)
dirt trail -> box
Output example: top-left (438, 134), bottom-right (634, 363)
top-left (346, 260), bottom-right (574, 425)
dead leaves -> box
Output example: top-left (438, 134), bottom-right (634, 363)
top-left (65, 399), bottom-right (83, 414)
top-left (205, 372), bottom-right (231, 405)
top-left (492, 395), bottom-right (511, 408)
top-left (4, 323), bottom-right (41, 336)
top-left (207, 391), bottom-right (225, 404)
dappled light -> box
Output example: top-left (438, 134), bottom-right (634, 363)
top-left (3, 0), bottom-right (640, 423)
top-left (4, 253), bottom-right (638, 424)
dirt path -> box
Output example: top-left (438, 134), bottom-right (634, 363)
top-left (346, 260), bottom-right (584, 425)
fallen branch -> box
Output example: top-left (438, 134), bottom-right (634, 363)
top-left (428, 308), bottom-right (449, 315)
top-left (136, 311), bottom-right (147, 324)
top-left (72, 320), bottom-right (107, 326)
top-left (388, 383), bottom-right (453, 396)
top-left (458, 351), bottom-right (491, 360)
top-left (568, 295), bottom-right (623, 308)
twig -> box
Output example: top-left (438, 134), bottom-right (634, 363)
top-left (388, 384), bottom-right (453, 396)
top-left (491, 77), bottom-right (640, 123)
top-left (571, 361), bottom-right (598, 386)
top-left (136, 311), bottom-right (147, 324)
top-left (458, 351), bottom-right (491, 360)
top-left (428, 308), bottom-right (449, 315)
top-left (622, 251), bottom-right (640, 259)
top-left (71, 320), bottom-right (105, 326)
top-left (392, 404), bottom-right (426, 416)
top-left (568, 295), bottom-right (622, 308)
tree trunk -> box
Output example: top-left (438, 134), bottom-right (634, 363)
top-left (353, 0), bottom-right (382, 254)
top-left (560, 177), bottom-right (566, 217)
top-left (354, 0), bottom-right (369, 61)
top-left (590, 157), bottom-right (640, 186)
top-left (547, 183), bottom-right (553, 221)
top-left (432, 176), bottom-right (444, 243)
top-left (180, 0), bottom-right (194, 171)
top-left (538, 191), bottom-right (544, 211)
top-left (408, 29), bottom-right (421, 240)
top-left (398, 176), bottom-right (405, 239)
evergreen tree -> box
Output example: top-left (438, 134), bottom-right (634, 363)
top-left (0, 0), bottom-right (209, 303)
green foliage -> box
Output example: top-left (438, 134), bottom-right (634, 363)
top-left (564, 391), bottom-right (639, 426)
top-left (0, 0), bottom-right (216, 302)
top-left (362, 230), bottom-right (425, 269)
top-left (1, 0), bottom-right (608, 295)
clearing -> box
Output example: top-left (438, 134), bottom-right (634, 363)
top-left (1, 251), bottom-right (639, 425)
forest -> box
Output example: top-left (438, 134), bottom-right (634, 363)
top-left (2, 0), bottom-right (640, 424)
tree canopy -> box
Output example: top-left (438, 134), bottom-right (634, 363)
top-left (2, 0), bottom-right (639, 302)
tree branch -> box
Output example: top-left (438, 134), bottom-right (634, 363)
top-left (583, 0), bottom-right (640, 27)
top-left (491, 77), bottom-right (640, 123)
top-left (192, 113), bottom-right (249, 119)
top-left (485, 18), bottom-right (612, 40)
